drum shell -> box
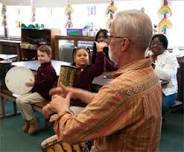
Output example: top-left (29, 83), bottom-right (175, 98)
top-left (57, 65), bottom-right (76, 87)
top-left (0, 61), bottom-right (12, 90)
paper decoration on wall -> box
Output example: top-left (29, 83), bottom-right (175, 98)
top-left (2, 4), bottom-right (8, 37)
top-left (65, 1), bottom-right (73, 28)
top-left (153, 24), bottom-right (158, 34)
top-left (30, 0), bottom-right (36, 22)
top-left (16, 7), bottom-right (21, 28)
top-left (31, 6), bottom-right (36, 22)
top-left (158, 0), bottom-right (172, 34)
top-left (106, 0), bottom-right (117, 29)
top-left (87, 5), bottom-right (96, 16)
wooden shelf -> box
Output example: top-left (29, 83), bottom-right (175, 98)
top-left (54, 35), bottom-right (95, 60)
top-left (20, 28), bottom-right (60, 60)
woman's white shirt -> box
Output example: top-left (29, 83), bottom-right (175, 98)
top-left (154, 50), bottom-right (179, 96)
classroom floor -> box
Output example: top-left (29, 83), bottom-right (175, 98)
top-left (0, 100), bottom-right (183, 152)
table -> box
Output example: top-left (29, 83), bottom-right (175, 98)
top-left (0, 54), bottom-right (17, 61)
top-left (12, 61), bottom-right (112, 90)
top-left (92, 72), bottom-right (170, 92)
top-left (12, 60), bottom-right (71, 76)
top-left (92, 72), bottom-right (112, 86)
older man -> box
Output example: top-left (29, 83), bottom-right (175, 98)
top-left (43, 10), bottom-right (162, 152)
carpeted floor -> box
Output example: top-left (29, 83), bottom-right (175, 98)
top-left (0, 100), bottom-right (183, 152)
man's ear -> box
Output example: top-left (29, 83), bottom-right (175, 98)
top-left (121, 38), bottom-right (130, 52)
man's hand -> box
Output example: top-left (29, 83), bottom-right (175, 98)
top-left (42, 93), bottom-right (71, 118)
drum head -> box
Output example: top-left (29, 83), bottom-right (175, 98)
top-left (5, 67), bottom-right (35, 95)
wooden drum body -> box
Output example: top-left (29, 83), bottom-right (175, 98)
top-left (57, 65), bottom-right (76, 87)
top-left (41, 135), bottom-right (87, 152)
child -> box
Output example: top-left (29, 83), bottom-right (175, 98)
top-left (42, 43), bottom-right (107, 151)
top-left (92, 29), bottom-right (118, 71)
top-left (70, 42), bottom-right (107, 107)
top-left (16, 45), bottom-right (57, 135)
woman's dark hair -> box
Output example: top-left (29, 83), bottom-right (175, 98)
top-left (92, 29), bottom-right (110, 64)
top-left (72, 47), bottom-right (90, 66)
top-left (151, 34), bottom-right (168, 49)
top-left (95, 29), bottom-right (108, 41)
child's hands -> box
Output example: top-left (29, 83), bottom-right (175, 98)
top-left (25, 79), bottom-right (34, 87)
top-left (95, 41), bottom-right (108, 52)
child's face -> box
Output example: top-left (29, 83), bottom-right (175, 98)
top-left (97, 32), bottom-right (106, 42)
top-left (74, 49), bottom-right (89, 67)
top-left (37, 50), bottom-right (51, 64)
top-left (97, 32), bottom-right (109, 45)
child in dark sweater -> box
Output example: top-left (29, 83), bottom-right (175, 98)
top-left (16, 45), bottom-right (57, 135)
top-left (71, 44), bottom-right (106, 107)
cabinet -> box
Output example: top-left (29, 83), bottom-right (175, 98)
top-left (55, 35), bottom-right (95, 61)
top-left (20, 29), bottom-right (60, 60)
top-left (0, 39), bottom-right (21, 60)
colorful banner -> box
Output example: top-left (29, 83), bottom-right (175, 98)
top-left (106, 0), bottom-right (117, 29)
top-left (158, 0), bottom-right (172, 34)
top-left (65, 2), bottom-right (73, 28)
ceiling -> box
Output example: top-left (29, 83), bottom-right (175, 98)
top-left (1, 0), bottom-right (140, 7)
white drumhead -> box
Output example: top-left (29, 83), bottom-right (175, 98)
top-left (5, 67), bottom-right (35, 95)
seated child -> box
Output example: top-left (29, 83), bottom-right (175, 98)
top-left (71, 43), bottom-right (107, 107)
top-left (16, 45), bottom-right (57, 135)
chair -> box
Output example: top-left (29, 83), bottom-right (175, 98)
top-left (169, 56), bottom-right (184, 112)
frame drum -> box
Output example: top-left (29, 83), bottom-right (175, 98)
top-left (5, 67), bottom-right (35, 95)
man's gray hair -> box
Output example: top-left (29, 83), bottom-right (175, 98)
top-left (113, 10), bottom-right (152, 51)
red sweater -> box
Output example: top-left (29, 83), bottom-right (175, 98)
top-left (71, 52), bottom-right (105, 107)
top-left (32, 62), bottom-right (57, 100)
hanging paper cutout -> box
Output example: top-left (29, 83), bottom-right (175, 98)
top-left (65, 2), bottom-right (73, 28)
top-left (158, 5), bottom-right (172, 17)
top-left (1, 4), bottom-right (6, 27)
top-left (16, 7), bottom-right (21, 28)
top-left (31, 6), bottom-right (36, 22)
top-left (106, 0), bottom-right (117, 29)
top-left (158, 0), bottom-right (172, 34)
top-left (88, 5), bottom-right (96, 16)
top-left (2, 4), bottom-right (8, 37)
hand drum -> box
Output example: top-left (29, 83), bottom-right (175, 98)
top-left (5, 67), bottom-right (35, 95)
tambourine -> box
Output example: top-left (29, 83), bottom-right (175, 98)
top-left (5, 66), bottom-right (35, 95)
